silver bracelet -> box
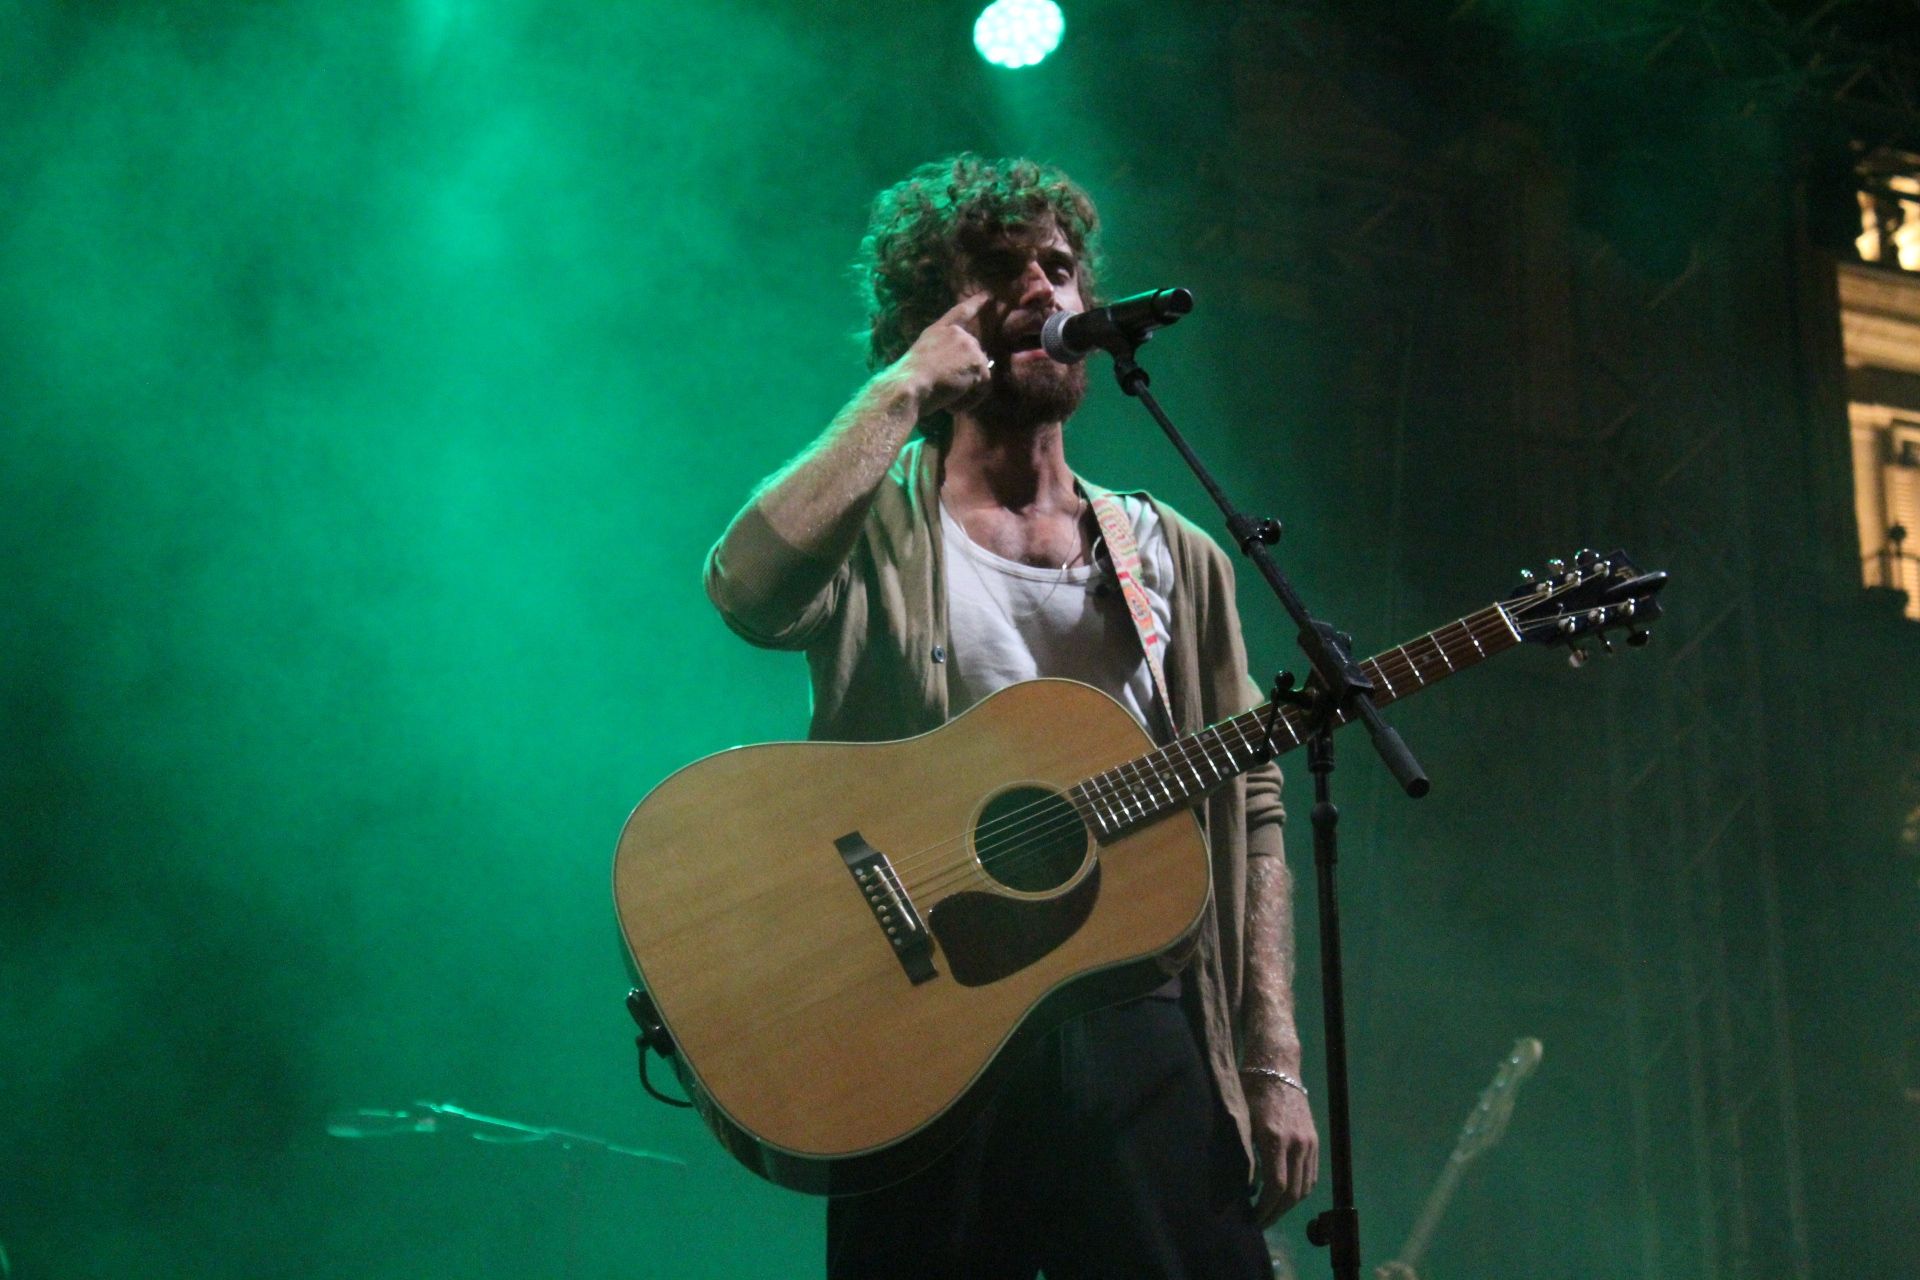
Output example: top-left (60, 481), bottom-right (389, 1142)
top-left (1239, 1065), bottom-right (1309, 1098)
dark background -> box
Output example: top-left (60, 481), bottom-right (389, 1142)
top-left (4, 1), bottom-right (1916, 1275)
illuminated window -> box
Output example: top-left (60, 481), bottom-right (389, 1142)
top-left (1842, 260), bottom-right (1920, 619)
top-left (1857, 146), bottom-right (1920, 274)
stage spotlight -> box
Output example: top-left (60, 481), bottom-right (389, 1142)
top-left (973, 0), bottom-right (1065, 70)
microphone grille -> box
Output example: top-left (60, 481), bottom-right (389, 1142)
top-left (1040, 311), bottom-right (1085, 364)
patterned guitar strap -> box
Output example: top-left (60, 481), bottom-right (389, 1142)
top-left (1084, 484), bottom-right (1176, 742)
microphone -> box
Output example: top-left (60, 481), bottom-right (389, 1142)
top-left (1040, 288), bottom-right (1194, 363)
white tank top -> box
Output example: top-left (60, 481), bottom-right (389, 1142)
top-left (940, 495), bottom-right (1175, 740)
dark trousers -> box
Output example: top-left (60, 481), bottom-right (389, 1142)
top-left (826, 996), bottom-right (1272, 1280)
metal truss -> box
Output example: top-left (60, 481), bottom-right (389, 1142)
top-left (1578, 186), bottom-right (1812, 1280)
top-left (1442, 0), bottom-right (1920, 147)
top-left (1223, 5), bottom-right (1823, 1277)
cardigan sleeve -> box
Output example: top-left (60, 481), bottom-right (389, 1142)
top-left (704, 498), bottom-right (853, 651)
top-left (1203, 548), bottom-right (1288, 857)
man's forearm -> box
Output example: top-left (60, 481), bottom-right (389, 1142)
top-left (711, 293), bottom-right (989, 632)
top-left (735, 366), bottom-right (925, 566)
top-left (706, 367), bottom-right (928, 639)
top-left (1242, 852), bottom-right (1303, 1072)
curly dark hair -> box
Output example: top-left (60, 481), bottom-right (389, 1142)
top-left (856, 153), bottom-right (1103, 372)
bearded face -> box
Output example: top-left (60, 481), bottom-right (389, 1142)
top-left (957, 221), bottom-right (1092, 435)
top-left (972, 336), bottom-right (1089, 434)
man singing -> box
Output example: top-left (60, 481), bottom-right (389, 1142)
top-left (705, 153), bottom-right (1319, 1279)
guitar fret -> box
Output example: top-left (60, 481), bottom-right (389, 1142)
top-left (1098, 784), bottom-right (1124, 835)
top-left (1066, 578), bottom-right (1602, 844)
top-left (1140, 752), bottom-right (1169, 808)
top-left (1201, 733), bottom-right (1229, 780)
top-left (1093, 767), bottom-right (1131, 826)
top-left (1148, 757), bottom-right (1176, 807)
top-left (1237, 712), bottom-right (1266, 755)
top-left (1407, 636), bottom-right (1431, 678)
top-left (1080, 773), bottom-right (1112, 827)
top-left (1174, 740), bottom-right (1208, 791)
top-left (1395, 644), bottom-right (1424, 687)
top-left (1070, 784), bottom-right (1113, 838)
top-left (1075, 786), bottom-right (1105, 836)
top-left (1270, 710), bottom-right (1303, 751)
top-left (1208, 726), bottom-right (1237, 776)
top-left (1145, 747), bottom-right (1173, 801)
top-left (1371, 659), bottom-right (1397, 700)
top-left (1226, 716), bottom-right (1257, 762)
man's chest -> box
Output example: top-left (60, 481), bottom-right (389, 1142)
top-left (947, 505), bottom-right (1094, 570)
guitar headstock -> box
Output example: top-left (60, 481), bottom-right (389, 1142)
top-left (1504, 548), bottom-right (1668, 667)
top-left (1454, 1036), bottom-right (1545, 1164)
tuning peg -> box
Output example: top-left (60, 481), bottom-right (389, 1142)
top-left (1596, 630), bottom-right (1614, 654)
top-left (1628, 628), bottom-right (1652, 647)
top-left (1576, 548), bottom-right (1600, 569)
top-left (1546, 558), bottom-right (1567, 576)
top-left (1567, 644), bottom-right (1590, 669)
top-left (1518, 568), bottom-right (1536, 584)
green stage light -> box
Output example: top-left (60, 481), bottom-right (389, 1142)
top-left (973, 0), bottom-right (1065, 69)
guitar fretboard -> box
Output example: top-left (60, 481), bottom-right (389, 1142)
top-left (1068, 601), bottom-right (1525, 839)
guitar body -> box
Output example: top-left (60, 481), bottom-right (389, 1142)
top-left (612, 679), bottom-right (1213, 1195)
top-left (612, 548), bottom-right (1669, 1194)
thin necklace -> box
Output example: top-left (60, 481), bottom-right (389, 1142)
top-left (946, 494), bottom-right (1091, 573)
top-left (945, 500), bottom-right (1092, 625)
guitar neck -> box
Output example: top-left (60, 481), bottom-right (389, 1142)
top-left (1071, 600), bottom-right (1526, 837)
top-left (1393, 1157), bottom-right (1466, 1271)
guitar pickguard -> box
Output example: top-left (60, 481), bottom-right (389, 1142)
top-left (926, 862), bottom-right (1102, 987)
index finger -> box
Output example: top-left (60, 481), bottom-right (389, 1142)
top-left (939, 291), bottom-right (990, 335)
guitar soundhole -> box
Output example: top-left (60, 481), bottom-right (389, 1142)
top-left (973, 787), bottom-right (1089, 893)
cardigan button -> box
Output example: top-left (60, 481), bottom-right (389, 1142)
top-left (931, 645), bottom-right (946, 663)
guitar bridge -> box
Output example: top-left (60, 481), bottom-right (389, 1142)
top-left (835, 831), bottom-right (937, 985)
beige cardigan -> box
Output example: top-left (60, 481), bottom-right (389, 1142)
top-left (704, 436), bottom-right (1288, 1168)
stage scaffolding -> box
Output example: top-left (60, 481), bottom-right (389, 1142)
top-left (1221, 2), bottom-right (1920, 1275)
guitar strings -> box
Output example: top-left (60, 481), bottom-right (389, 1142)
top-left (901, 604), bottom-right (1534, 901)
top-left (899, 624), bottom-right (1475, 901)
top-left (895, 589), bottom-right (1588, 900)
top-left (919, 574), bottom-right (1601, 895)
top-left (889, 581), bottom-right (1600, 902)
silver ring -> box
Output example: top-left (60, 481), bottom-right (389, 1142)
top-left (985, 359), bottom-right (995, 371)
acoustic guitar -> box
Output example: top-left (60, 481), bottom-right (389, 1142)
top-left (613, 550), bottom-right (1665, 1194)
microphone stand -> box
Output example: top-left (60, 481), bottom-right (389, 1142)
top-left (328, 1101), bottom-right (685, 1280)
top-left (1101, 333), bottom-right (1429, 1280)
top-left (327, 1099), bottom-right (686, 1166)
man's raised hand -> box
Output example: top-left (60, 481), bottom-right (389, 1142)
top-left (895, 292), bottom-right (994, 416)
